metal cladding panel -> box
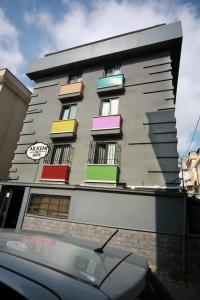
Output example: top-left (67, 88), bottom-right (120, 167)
top-left (92, 115), bottom-right (121, 130)
top-left (86, 165), bottom-right (119, 182)
top-left (41, 165), bottom-right (70, 181)
top-left (51, 119), bottom-right (77, 134)
top-left (97, 74), bottom-right (124, 89)
top-left (27, 22), bottom-right (182, 82)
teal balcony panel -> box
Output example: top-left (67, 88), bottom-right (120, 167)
top-left (97, 74), bottom-right (124, 93)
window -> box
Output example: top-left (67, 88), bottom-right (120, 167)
top-left (61, 104), bottom-right (77, 120)
top-left (28, 194), bottom-right (70, 218)
top-left (50, 144), bottom-right (72, 165)
top-left (88, 141), bottom-right (120, 165)
top-left (101, 98), bottom-right (119, 116)
top-left (104, 64), bottom-right (121, 76)
top-left (44, 143), bottom-right (73, 165)
top-left (68, 73), bottom-right (82, 83)
top-left (94, 143), bottom-right (116, 164)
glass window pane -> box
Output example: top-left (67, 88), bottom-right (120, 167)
top-left (47, 211), bottom-right (58, 217)
top-left (110, 98), bottom-right (118, 115)
top-left (49, 204), bottom-right (59, 211)
top-left (50, 198), bottom-right (60, 205)
top-left (105, 67), bottom-right (113, 76)
top-left (28, 195), bottom-right (70, 219)
top-left (101, 101), bottom-right (110, 116)
top-left (59, 198), bottom-right (67, 206)
top-left (69, 105), bottom-right (77, 119)
top-left (113, 65), bottom-right (121, 75)
top-left (76, 74), bottom-right (82, 82)
top-left (51, 146), bottom-right (62, 164)
top-left (69, 75), bottom-right (76, 83)
top-left (62, 146), bottom-right (70, 164)
top-left (95, 144), bottom-right (106, 164)
top-left (62, 108), bottom-right (70, 120)
top-left (69, 74), bottom-right (82, 83)
top-left (107, 144), bottom-right (116, 164)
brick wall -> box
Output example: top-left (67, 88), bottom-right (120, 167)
top-left (22, 215), bottom-right (184, 271)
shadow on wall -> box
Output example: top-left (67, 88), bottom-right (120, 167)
top-left (146, 110), bottom-right (185, 272)
top-left (146, 110), bottom-right (180, 188)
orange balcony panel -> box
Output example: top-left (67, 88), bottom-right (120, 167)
top-left (59, 82), bottom-right (84, 100)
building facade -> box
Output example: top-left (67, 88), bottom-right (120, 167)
top-left (0, 22), bottom-right (186, 271)
top-left (0, 69), bottom-right (31, 180)
top-left (181, 149), bottom-right (200, 193)
top-left (195, 149), bottom-right (200, 192)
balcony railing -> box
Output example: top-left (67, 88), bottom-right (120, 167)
top-left (50, 119), bottom-right (78, 138)
top-left (91, 115), bottom-right (122, 135)
top-left (44, 143), bottom-right (73, 165)
top-left (59, 82), bottom-right (84, 101)
top-left (87, 141), bottom-right (120, 165)
top-left (86, 141), bottom-right (120, 183)
top-left (41, 143), bottom-right (73, 182)
top-left (97, 74), bottom-right (124, 93)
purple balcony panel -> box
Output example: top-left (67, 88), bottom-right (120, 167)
top-left (92, 115), bottom-right (122, 134)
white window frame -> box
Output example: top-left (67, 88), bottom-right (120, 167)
top-left (104, 64), bottom-right (121, 76)
top-left (67, 73), bottom-right (82, 83)
top-left (61, 104), bottom-right (77, 120)
top-left (100, 97), bottom-right (119, 116)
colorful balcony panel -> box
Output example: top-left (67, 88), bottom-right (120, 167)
top-left (86, 164), bottom-right (119, 183)
top-left (91, 115), bottom-right (122, 136)
top-left (41, 165), bottom-right (70, 182)
top-left (59, 82), bottom-right (84, 101)
top-left (50, 119), bottom-right (78, 139)
top-left (97, 74), bottom-right (124, 94)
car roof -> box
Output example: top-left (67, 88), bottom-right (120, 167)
top-left (0, 229), bottom-right (148, 299)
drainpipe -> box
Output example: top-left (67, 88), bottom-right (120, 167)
top-left (182, 194), bottom-right (187, 272)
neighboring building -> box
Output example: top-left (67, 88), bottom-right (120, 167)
top-left (0, 22), bottom-right (185, 271)
top-left (181, 149), bottom-right (200, 193)
top-left (0, 69), bottom-right (31, 180)
top-left (179, 158), bottom-right (192, 191)
top-left (195, 149), bottom-right (200, 192)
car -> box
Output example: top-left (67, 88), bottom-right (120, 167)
top-left (0, 229), bottom-right (173, 299)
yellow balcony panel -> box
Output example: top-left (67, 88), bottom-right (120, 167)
top-left (59, 82), bottom-right (84, 101)
top-left (50, 119), bottom-right (78, 139)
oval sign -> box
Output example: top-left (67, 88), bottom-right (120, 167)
top-left (26, 142), bottom-right (49, 160)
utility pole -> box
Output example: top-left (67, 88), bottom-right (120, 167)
top-left (181, 157), bottom-right (185, 191)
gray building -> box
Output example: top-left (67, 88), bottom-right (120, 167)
top-left (0, 22), bottom-right (186, 271)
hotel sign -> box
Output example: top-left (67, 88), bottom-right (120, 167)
top-left (26, 142), bottom-right (49, 160)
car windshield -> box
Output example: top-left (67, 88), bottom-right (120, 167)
top-left (0, 231), bottom-right (126, 287)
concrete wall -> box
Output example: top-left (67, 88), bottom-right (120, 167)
top-left (20, 186), bottom-right (184, 235)
top-left (10, 52), bottom-right (179, 187)
top-left (0, 80), bottom-right (29, 180)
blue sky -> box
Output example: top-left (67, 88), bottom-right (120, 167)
top-left (0, 0), bottom-right (200, 155)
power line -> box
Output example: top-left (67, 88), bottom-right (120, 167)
top-left (182, 116), bottom-right (200, 158)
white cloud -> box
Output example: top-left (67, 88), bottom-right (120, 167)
top-left (0, 8), bottom-right (24, 75)
top-left (24, 0), bottom-right (200, 154)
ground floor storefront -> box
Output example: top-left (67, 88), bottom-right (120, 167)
top-left (0, 182), bottom-right (198, 274)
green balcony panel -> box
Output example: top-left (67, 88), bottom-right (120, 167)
top-left (86, 165), bottom-right (119, 183)
top-left (97, 74), bottom-right (124, 90)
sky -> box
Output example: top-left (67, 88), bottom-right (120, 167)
top-left (0, 0), bottom-right (200, 156)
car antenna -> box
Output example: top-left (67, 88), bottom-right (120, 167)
top-left (94, 230), bottom-right (119, 253)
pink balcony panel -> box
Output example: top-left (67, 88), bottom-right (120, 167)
top-left (92, 115), bottom-right (122, 131)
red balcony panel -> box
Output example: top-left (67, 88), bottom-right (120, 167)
top-left (41, 165), bottom-right (70, 182)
